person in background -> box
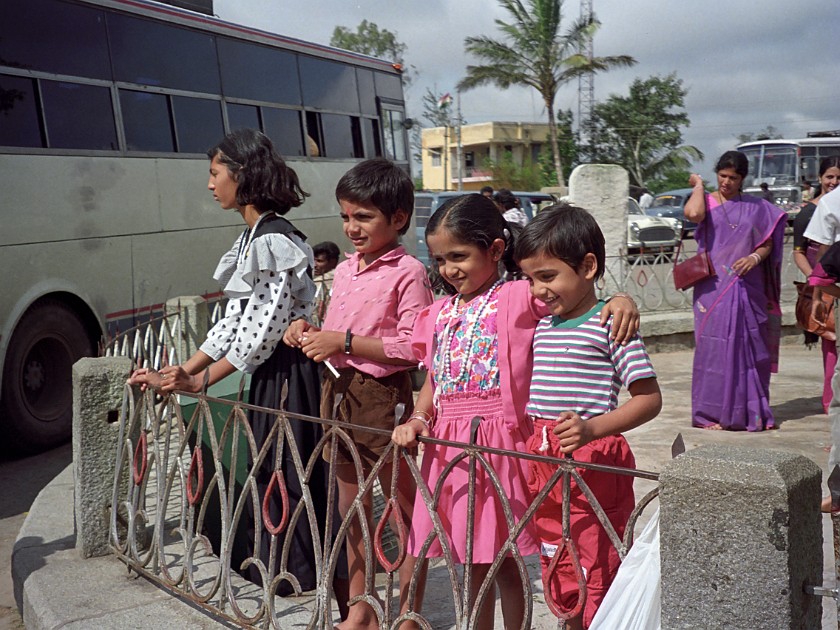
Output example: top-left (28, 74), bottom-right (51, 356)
top-left (685, 151), bottom-right (786, 431)
top-left (759, 182), bottom-right (775, 204)
top-left (480, 185), bottom-right (495, 199)
top-left (792, 156), bottom-right (840, 413)
top-left (312, 240), bottom-right (340, 326)
top-left (494, 188), bottom-right (528, 227)
top-left (639, 188), bottom-right (653, 210)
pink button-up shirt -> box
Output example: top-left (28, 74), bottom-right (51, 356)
top-left (322, 245), bottom-right (433, 378)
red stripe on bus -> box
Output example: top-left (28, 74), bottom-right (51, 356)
top-left (104, 291), bottom-right (224, 320)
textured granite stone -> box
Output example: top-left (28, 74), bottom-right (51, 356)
top-left (660, 445), bottom-right (822, 629)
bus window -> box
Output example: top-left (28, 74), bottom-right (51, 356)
top-left (226, 103), bottom-right (260, 133)
top-left (362, 118), bottom-right (382, 158)
top-left (121, 90), bottom-right (175, 152)
top-left (171, 96), bottom-right (224, 154)
top-left (320, 114), bottom-right (364, 159)
top-left (0, 0), bottom-right (111, 80)
top-left (0, 74), bottom-right (42, 148)
top-left (218, 38), bottom-right (301, 106)
top-left (109, 13), bottom-right (220, 94)
top-left (41, 81), bottom-right (118, 150)
top-left (299, 56), bottom-right (360, 113)
top-left (375, 71), bottom-right (403, 101)
top-left (382, 107), bottom-right (407, 161)
top-left (263, 108), bottom-right (306, 157)
top-left (356, 69), bottom-right (378, 116)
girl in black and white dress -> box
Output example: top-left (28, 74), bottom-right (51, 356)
top-left (129, 128), bottom-right (338, 598)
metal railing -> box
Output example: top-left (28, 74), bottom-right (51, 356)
top-left (110, 383), bottom-right (660, 629)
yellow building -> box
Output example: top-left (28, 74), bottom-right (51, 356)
top-left (421, 121), bottom-right (551, 191)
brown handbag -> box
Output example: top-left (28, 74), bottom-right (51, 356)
top-left (673, 240), bottom-right (716, 290)
top-left (794, 281), bottom-right (836, 340)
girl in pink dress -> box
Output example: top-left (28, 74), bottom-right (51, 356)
top-left (392, 194), bottom-right (638, 629)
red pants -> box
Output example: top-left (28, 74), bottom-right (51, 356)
top-left (526, 419), bottom-right (635, 628)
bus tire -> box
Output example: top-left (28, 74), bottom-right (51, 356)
top-left (0, 300), bottom-right (96, 453)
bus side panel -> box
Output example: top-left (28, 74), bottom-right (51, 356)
top-left (1, 155), bottom-right (164, 247)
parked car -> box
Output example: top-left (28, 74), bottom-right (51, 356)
top-left (627, 197), bottom-right (681, 258)
top-left (647, 188), bottom-right (697, 237)
top-left (512, 191), bottom-right (557, 216)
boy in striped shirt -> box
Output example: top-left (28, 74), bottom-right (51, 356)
top-left (516, 204), bottom-right (661, 630)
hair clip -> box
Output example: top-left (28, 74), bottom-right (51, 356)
top-left (503, 228), bottom-right (511, 239)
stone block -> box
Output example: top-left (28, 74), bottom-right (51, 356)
top-left (166, 295), bottom-right (208, 362)
top-left (660, 445), bottom-right (822, 629)
top-left (72, 356), bottom-right (131, 558)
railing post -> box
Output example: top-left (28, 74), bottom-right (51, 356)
top-left (73, 356), bottom-right (132, 558)
top-left (165, 295), bottom-right (208, 363)
top-left (659, 445), bottom-right (822, 628)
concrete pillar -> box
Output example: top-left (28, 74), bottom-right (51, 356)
top-left (72, 356), bottom-right (132, 558)
top-left (659, 445), bottom-right (822, 629)
top-left (567, 164), bottom-right (628, 294)
top-left (165, 295), bottom-right (208, 363)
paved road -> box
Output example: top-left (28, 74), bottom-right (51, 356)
top-left (0, 443), bottom-right (71, 629)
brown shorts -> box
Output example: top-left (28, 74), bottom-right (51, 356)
top-left (320, 367), bottom-right (413, 471)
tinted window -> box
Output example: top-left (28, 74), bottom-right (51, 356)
top-left (218, 38), bottom-right (301, 105)
top-left (362, 118), bottom-right (381, 158)
top-left (172, 96), bottom-right (223, 153)
top-left (321, 113), bottom-right (362, 159)
top-left (109, 13), bottom-right (220, 94)
top-left (382, 108), bottom-right (407, 161)
top-left (356, 69), bottom-right (377, 116)
top-left (263, 108), bottom-right (305, 158)
top-left (298, 57), bottom-right (358, 112)
top-left (120, 90), bottom-right (174, 152)
top-left (305, 111), bottom-right (323, 157)
top-left (374, 72), bottom-right (403, 101)
top-left (0, 74), bottom-right (43, 147)
top-left (0, 0), bottom-right (111, 80)
top-left (227, 103), bottom-right (260, 133)
top-left (41, 80), bottom-right (117, 150)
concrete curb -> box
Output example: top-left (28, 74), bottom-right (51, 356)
top-left (12, 464), bottom-right (227, 629)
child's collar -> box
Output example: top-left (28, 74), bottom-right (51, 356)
top-left (348, 244), bottom-right (406, 270)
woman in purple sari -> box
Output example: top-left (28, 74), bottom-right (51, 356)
top-left (685, 151), bottom-right (787, 430)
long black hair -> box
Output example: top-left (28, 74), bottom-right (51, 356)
top-left (207, 128), bottom-right (308, 214)
top-left (714, 150), bottom-right (749, 178)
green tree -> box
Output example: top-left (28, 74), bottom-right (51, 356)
top-left (457, 0), bottom-right (635, 188)
top-left (483, 151), bottom-right (544, 190)
top-left (589, 73), bottom-right (703, 188)
top-left (330, 20), bottom-right (412, 86)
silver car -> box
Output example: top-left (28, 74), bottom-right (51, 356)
top-left (626, 197), bottom-right (681, 257)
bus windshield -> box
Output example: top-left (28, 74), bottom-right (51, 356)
top-left (739, 144), bottom-right (798, 187)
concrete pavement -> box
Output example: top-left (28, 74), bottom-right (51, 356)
top-left (11, 340), bottom-right (838, 628)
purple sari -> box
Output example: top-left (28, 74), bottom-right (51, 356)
top-left (691, 194), bottom-right (786, 431)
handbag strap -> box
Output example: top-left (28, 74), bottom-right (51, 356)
top-left (673, 189), bottom-right (707, 266)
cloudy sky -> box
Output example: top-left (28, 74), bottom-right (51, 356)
top-left (213, 0), bottom-right (839, 178)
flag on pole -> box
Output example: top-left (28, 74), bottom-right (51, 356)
top-left (437, 92), bottom-right (452, 109)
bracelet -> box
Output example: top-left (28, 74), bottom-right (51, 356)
top-left (344, 329), bottom-right (353, 354)
top-left (611, 292), bottom-right (637, 307)
top-left (408, 413), bottom-right (431, 431)
top-left (750, 252), bottom-right (762, 265)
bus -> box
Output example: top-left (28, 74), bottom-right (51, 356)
top-left (736, 132), bottom-right (840, 207)
top-left (0, 0), bottom-right (410, 451)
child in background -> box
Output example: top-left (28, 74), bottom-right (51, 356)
top-left (392, 194), bottom-right (639, 629)
top-left (285, 159), bottom-right (432, 630)
top-left (515, 204), bottom-right (662, 630)
top-left (311, 240), bottom-right (340, 326)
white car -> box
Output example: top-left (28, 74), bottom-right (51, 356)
top-left (626, 197), bottom-right (681, 257)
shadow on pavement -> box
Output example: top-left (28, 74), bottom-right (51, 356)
top-left (0, 444), bottom-right (72, 520)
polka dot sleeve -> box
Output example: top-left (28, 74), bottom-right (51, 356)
top-left (200, 299), bottom-right (242, 361)
top-left (225, 268), bottom-right (294, 374)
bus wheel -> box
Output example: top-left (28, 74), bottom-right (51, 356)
top-left (0, 300), bottom-right (95, 453)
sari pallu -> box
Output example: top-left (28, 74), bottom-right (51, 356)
top-left (691, 194), bottom-right (786, 431)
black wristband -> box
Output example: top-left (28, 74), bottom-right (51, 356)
top-left (344, 329), bottom-right (353, 354)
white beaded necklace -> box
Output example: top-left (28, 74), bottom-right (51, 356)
top-left (434, 279), bottom-right (503, 395)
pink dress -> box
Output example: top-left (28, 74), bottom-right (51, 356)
top-left (407, 282), bottom-right (539, 563)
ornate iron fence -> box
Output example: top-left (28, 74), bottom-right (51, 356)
top-left (110, 382), bottom-right (660, 629)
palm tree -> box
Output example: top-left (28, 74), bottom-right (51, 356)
top-left (457, 0), bottom-right (635, 188)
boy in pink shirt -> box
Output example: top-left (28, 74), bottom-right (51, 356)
top-left (286, 158), bottom-right (432, 629)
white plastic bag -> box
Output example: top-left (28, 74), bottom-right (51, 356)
top-left (589, 507), bottom-right (661, 630)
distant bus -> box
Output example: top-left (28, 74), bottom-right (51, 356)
top-left (736, 133), bottom-right (840, 206)
top-left (0, 0), bottom-right (410, 451)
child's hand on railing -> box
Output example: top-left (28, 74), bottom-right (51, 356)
top-left (392, 413), bottom-right (431, 448)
